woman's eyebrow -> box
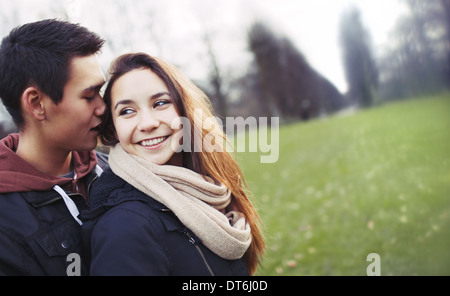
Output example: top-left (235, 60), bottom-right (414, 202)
top-left (114, 99), bottom-right (133, 110)
top-left (151, 92), bottom-right (170, 100)
top-left (113, 92), bottom-right (170, 110)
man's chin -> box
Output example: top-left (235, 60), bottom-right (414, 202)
top-left (76, 139), bottom-right (98, 152)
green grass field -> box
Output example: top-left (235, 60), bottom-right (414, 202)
top-left (236, 93), bottom-right (450, 276)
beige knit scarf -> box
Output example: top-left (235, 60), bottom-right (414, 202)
top-left (108, 144), bottom-right (252, 260)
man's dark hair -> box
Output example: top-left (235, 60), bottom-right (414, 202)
top-left (0, 19), bottom-right (105, 128)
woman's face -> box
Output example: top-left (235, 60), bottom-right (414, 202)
top-left (110, 68), bottom-right (182, 166)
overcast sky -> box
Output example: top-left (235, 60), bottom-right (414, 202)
top-left (84, 0), bottom-right (407, 93)
top-left (1, 0), bottom-right (408, 99)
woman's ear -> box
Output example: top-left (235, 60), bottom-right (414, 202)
top-left (21, 86), bottom-right (46, 121)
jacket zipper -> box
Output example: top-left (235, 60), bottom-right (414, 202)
top-left (33, 196), bottom-right (62, 207)
top-left (32, 171), bottom-right (99, 208)
top-left (184, 231), bottom-right (215, 276)
top-left (87, 174), bottom-right (98, 199)
top-left (33, 192), bottom-right (83, 207)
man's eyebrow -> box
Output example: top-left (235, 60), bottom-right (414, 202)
top-left (82, 81), bottom-right (105, 93)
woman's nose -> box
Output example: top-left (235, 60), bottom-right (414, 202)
top-left (137, 114), bottom-right (160, 131)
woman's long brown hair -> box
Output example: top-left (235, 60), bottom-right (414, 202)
top-left (100, 53), bottom-right (265, 274)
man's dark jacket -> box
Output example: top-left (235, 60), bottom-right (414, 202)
top-left (0, 134), bottom-right (108, 275)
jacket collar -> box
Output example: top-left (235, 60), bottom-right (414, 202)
top-left (80, 167), bottom-right (170, 221)
top-left (0, 133), bottom-right (99, 194)
top-left (20, 169), bottom-right (99, 208)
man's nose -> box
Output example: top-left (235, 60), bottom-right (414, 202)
top-left (94, 95), bottom-right (106, 116)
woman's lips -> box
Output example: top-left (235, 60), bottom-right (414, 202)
top-left (139, 136), bottom-right (169, 148)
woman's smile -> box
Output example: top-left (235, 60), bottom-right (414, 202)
top-left (138, 135), bottom-right (169, 149)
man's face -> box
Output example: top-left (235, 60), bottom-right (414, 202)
top-left (43, 54), bottom-right (105, 152)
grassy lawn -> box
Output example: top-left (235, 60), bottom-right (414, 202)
top-left (235, 93), bottom-right (450, 276)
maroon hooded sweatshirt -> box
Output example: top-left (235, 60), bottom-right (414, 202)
top-left (0, 133), bottom-right (98, 198)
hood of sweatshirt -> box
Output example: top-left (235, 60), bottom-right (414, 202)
top-left (0, 133), bottom-right (98, 194)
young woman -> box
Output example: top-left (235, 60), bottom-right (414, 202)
top-left (81, 52), bottom-right (265, 275)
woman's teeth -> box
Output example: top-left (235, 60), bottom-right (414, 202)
top-left (140, 137), bottom-right (167, 147)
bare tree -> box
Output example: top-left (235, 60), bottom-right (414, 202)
top-left (377, 0), bottom-right (450, 100)
top-left (442, 0), bottom-right (450, 84)
top-left (247, 21), bottom-right (346, 121)
top-left (247, 22), bottom-right (284, 118)
top-left (203, 31), bottom-right (228, 119)
top-left (339, 6), bottom-right (378, 107)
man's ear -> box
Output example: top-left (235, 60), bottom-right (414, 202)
top-left (21, 86), bottom-right (46, 121)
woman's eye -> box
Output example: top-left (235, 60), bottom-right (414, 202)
top-left (119, 108), bottom-right (134, 116)
top-left (154, 99), bottom-right (171, 108)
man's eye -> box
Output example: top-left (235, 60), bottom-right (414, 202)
top-left (84, 91), bottom-right (101, 101)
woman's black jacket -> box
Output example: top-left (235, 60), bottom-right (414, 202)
top-left (80, 167), bottom-right (249, 276)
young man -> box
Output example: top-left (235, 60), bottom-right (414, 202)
top-left (0, 19), bottom-right (107, 275)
